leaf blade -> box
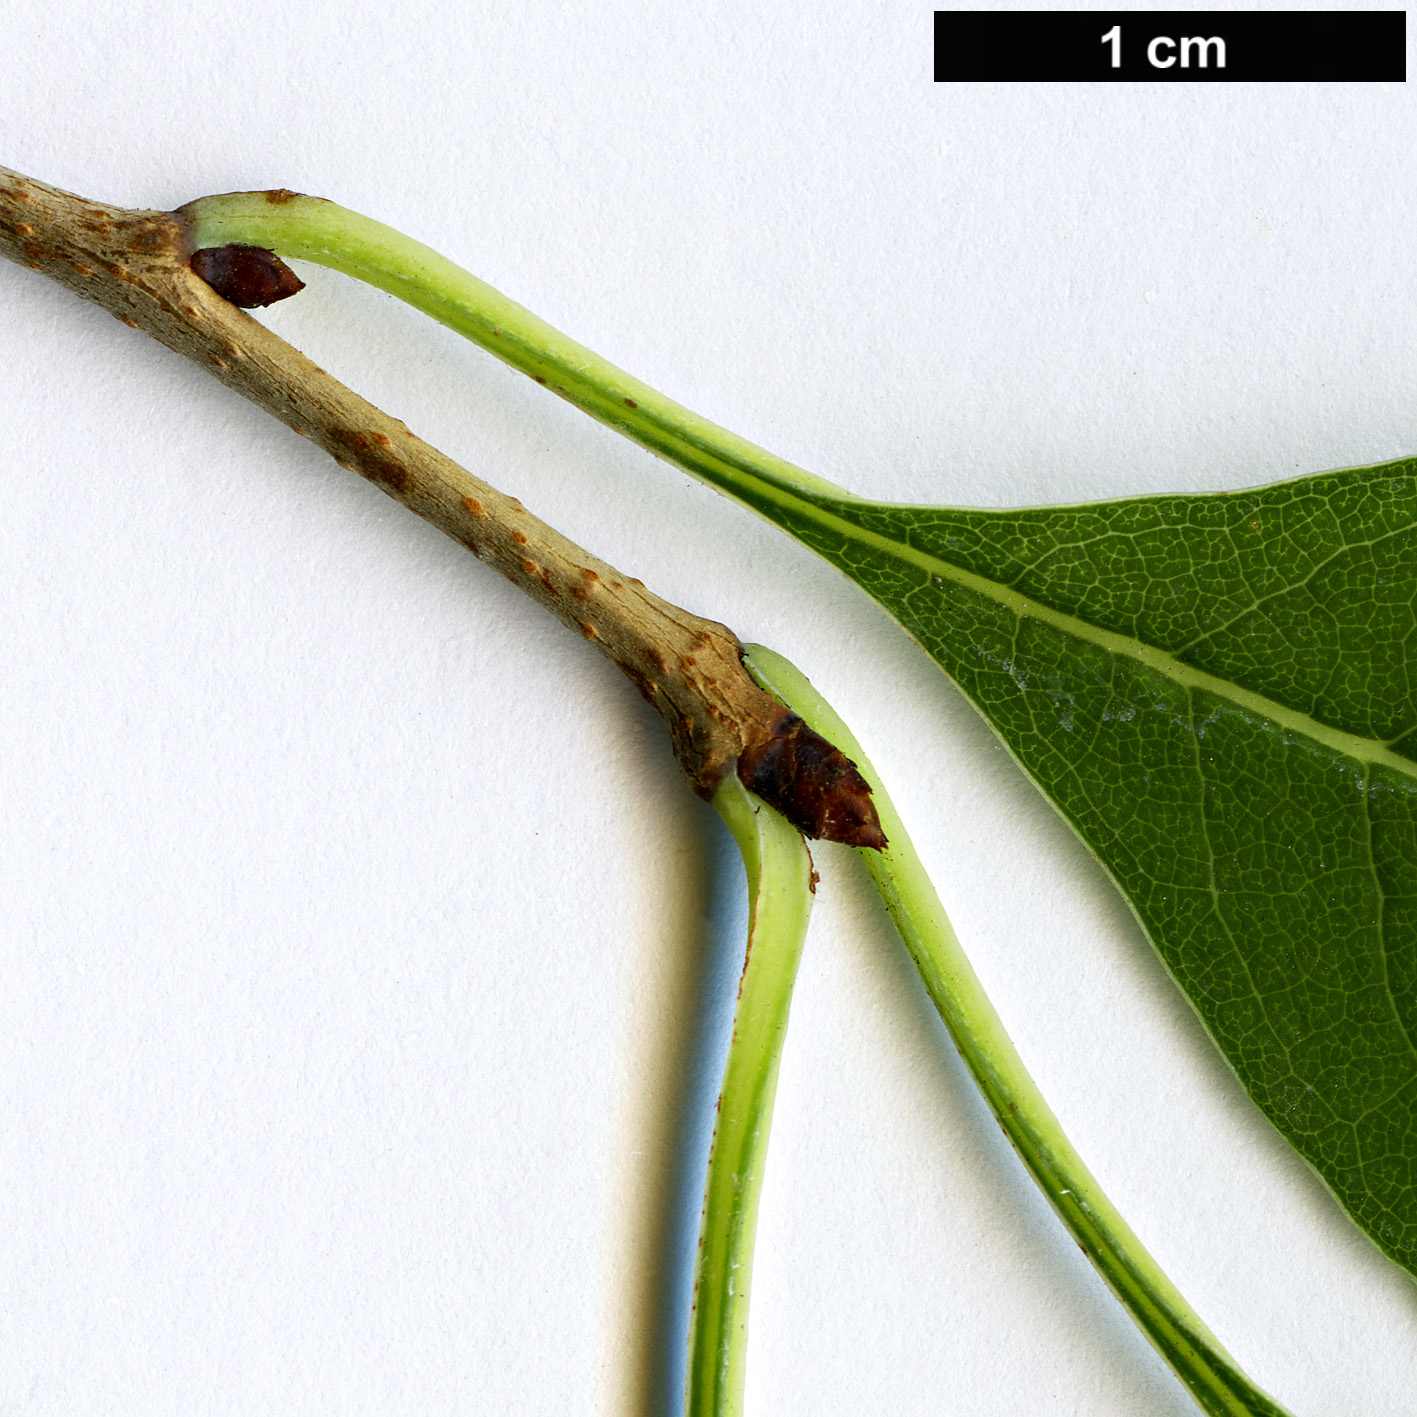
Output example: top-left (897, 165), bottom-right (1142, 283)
top-left (754, 461), bottom-right (1417, 1275)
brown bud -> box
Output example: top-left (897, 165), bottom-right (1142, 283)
top-left (191, 244), bottom-right (305, 308)
top-left (738, 714), bottom-right (886, 850)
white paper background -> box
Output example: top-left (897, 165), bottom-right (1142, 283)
top-left (0, 3), bottom-right (1413, 1413)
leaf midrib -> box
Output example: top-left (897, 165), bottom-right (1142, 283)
top-left (758, 483), bottom-right (1417, 783)
top-left (802, 479), bottom-right (1417, 1086)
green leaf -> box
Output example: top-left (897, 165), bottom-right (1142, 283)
top-left (183, 193), bottom-right (1417, 1279)
top-left (731, 459), bottom-right (1417, 1277)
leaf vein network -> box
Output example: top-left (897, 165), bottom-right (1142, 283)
top-left (1169, 521), bottom-right (1414, 657)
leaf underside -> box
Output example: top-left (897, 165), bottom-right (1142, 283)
top-left (748, 457), bottom-right (1417, 1276)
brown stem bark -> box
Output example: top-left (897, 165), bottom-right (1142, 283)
top-left (0, 166), bottom-right (882, 847)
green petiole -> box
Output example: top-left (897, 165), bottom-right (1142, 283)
top-left (694, 776), bottom-right (814, 1417)
top-left (180, 192), bottom-right (853, 509)
top-left (182, 191), bottom-right (1293, 1416)
top-left (741, 644), bottom-right (1292, 1417)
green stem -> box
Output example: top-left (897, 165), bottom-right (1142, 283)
top-left (694, 776), bottom-right (815, 1417)
top-left (182, 192), bottom-right (1294, 1416)
top-left (741, 644), bottom-right (1294, 1417)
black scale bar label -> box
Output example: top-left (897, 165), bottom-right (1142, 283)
top-left (935, 11), bottom-right (1405, 81)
